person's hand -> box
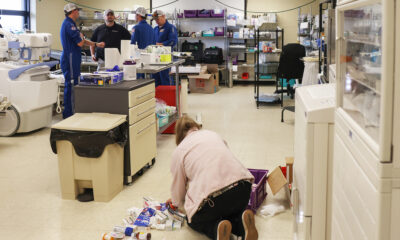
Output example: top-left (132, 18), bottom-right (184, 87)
top-left (91, 55), bottom-right (97, 62)
top-left (80, 32), bottom-right (85, 39)
top-left (97, 42), bottom-right (105, 48)
top-left (156, 42), bottom-right (163, 46)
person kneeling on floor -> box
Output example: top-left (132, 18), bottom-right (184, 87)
top-left (167, 115), bottom-right (258, 240)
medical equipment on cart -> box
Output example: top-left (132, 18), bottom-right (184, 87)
top-left (0, 61), bottom-right (58, 136)
top-left (0, 29), bottom-right (52, 63)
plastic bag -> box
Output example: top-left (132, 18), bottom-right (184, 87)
top-left (259, 203), bottom-right (285, 217)
top-left (50, 122), bottom-right (128, 158)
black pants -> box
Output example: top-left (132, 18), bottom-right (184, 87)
top-left (188, 181), bottom-right (252, 240)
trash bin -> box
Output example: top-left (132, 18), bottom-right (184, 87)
top-left (50, 113), bottom-right (128, 202)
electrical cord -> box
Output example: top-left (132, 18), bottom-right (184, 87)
top-left (64, 0), bottom-right (179, 12)
top-left (215, 0), bottom-right (317, 14)
top-left (56, 84), bottom-right (62, 114)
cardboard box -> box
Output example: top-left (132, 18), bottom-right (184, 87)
top-left (188, 64), bottom-right (220, 94)
top-left (267, 166), bottom-right (288, 195)
top-left (285, 157), bottom-right (294, 184)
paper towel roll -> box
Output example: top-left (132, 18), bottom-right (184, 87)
top-left (105, 48), bottom-right (121, 69)
top-left (120, 40), bottom-right (131, 61)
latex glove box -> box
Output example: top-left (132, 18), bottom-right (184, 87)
top-left (74, 80), bottom-right (156, 184)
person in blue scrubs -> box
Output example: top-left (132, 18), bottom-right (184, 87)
top-left (131, 7), bottom-right (154, 79)
top-left (60, 3), bottom-right (105, 119)
top-left (152, 10), bottom-right (178, 86)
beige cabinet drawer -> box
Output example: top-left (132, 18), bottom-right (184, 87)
top-left (129, 114), bottom-right (157, 175)
top-left (129, 98), bottom-right (156, 125)
top-left (128, 83), bottom-right (155, 108)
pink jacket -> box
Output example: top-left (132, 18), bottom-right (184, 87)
top-left (170, 129), bottom-right (254, 223)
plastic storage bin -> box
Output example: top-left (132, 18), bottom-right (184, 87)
top-left (184, 10), bottom-right (197, 18)
top-left (50, 113), bottom-right (128, 202)
top-left (211, 9), bottom-right (225, 18)
top-left (214, 27), bottom-right (224, 36)
top-left (155, 86), bottom-right (180, 134)
top-left (197, 9), bottom-right (211, 18)
top-left (247, 168), bottom-right (269, 212)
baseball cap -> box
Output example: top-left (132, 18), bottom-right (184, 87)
top-left (104, 9), bottom-right (114, 16)
top-left (152, 10), bottom-right (165, 20)
top-left (135, 7), bottom-right (147, 17)
top-left (64, 3), bottom-right (81, 13)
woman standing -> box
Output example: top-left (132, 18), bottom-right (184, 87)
top-left (168, 115), bottom-right (258, 240)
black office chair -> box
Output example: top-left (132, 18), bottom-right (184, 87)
top-left (276, 44), bottom-right (306, 122)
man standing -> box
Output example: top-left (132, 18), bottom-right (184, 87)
top-left (131, 7), bottom-right (154, 79)
top-left (152, 10), bottom-right (178, 86)
top-left (131, 7), bottom-right (154, 49)
top-left (90, 9), bottom-right (131, 65)
top-left (60, 3), bottom-right (105, 118)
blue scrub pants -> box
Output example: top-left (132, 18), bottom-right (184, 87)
top-left (154, 68), bottom-right (174, 86)
top-left (62, 72), bottom-right (78, 119)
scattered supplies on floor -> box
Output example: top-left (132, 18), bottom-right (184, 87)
top-left (102, 197), bottom-right (186, 239)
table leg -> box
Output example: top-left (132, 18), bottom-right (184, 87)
top-left (175, 64), bottom-right (180, 117)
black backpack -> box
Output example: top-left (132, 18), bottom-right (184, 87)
top-left (203, 46), bottom-right (223, 65)
top-left (181, 40), bottom-right (204, 65)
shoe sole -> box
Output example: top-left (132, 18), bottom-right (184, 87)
top-left (243, 210), bottom-right (258, 240)
top-left (217, 220), bottom-right (232, 240)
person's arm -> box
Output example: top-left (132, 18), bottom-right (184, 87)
top-left (130, 27), bottom-right (137, 44)
top-left (90, 28), bottom-right (98, 61)
top-left (170, 149), bottom-right (187, 207)
top-left (79, 33), bottom-right (105, 48)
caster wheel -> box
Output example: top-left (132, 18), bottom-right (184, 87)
top-left (151, 158), bottom-right (156, 166)
top-left (137, 169), bottom-right (144, 176)
top-left (0, 105), bottom-right (20, 137)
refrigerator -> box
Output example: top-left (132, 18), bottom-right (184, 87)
top-left (292, 83), bottom-right (336, 240)
top-left (332, 0), bottom-right (400, 239)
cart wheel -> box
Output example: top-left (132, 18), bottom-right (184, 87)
top-left (137, 169), bottom-right (144, 176)
top-left (0, 105), bottom-right (20, 137)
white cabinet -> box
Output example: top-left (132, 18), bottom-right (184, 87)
top-left (293, 84), bottom-right (335, 240)
top-left (331, 0), bottom-right (400, 239)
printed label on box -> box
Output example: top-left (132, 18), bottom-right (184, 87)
top-left (196, 79), bottom-right (205, 88)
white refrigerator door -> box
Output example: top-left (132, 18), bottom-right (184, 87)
top-left (336, 0), bottom-right (395, 162)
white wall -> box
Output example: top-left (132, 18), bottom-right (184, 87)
top-left (35, 0), bottom-right (67, 50)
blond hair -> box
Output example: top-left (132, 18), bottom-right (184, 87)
top-left (175, 115), bottom-right (201, 145)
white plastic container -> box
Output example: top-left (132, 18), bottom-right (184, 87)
top-left (123, 62), bottom-right (137, 80)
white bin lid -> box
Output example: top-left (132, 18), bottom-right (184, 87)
top-left (52, 113), bottom-right (127, 131)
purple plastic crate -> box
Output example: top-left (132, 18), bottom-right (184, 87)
top-left (177, 13), bottom-right (183, 18)
top-left (211, 9), bottom-right (225, 18)
top-left (247, 168), bottom-right (269, 212)
top-left (214, 27), bottom-right (224, 36)
top-left (197, 9), bottom-right (211, 18)
top-left (184, 10), bottom-right (197, 18)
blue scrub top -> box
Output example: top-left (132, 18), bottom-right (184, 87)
top-left (154, 20), bottom-right (178, 48)
top-left (60, 17), bottom-right (82, 80)
top-left (131, 20), bottom-right (155, 49)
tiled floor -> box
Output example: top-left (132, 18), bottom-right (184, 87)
top-left (0, 85), bottom-right (295, 239)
